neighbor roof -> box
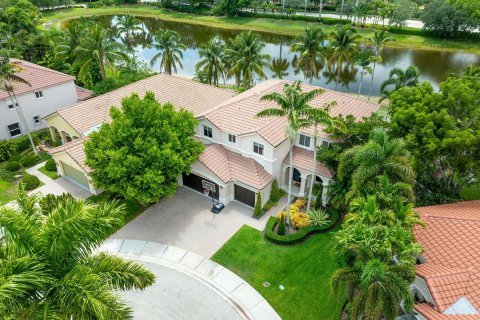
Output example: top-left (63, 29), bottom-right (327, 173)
top-left (199, 143), bottom-right (274, 190)
top-left (283, 146), bottom-right (332, 179)
top-left (75, 86), bottom-right (94, 101)
top-left (0, 59), bottom-right (75, 100)
top-left (413, 201), bottom-right (480, 319)
top-left (202, 80), bottom-right (380, 147)
top-left (50, 74), bottom-right (237, 136)
top-left (49, 137), bottom-right (90, 173)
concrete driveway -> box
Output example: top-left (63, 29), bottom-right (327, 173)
top-left (111, 187), bottom-right (285, 257)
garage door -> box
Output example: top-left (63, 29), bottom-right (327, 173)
top-left (182, 172), bottom-right (219, 200)
top-left (62, 162), bottom-right (90, 190)
top-left (234, 184), bottom-right (256, 207)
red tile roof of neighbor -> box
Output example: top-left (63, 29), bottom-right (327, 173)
top-left (203, 80), bottom-right (380, 147)
top-left (75, 86), bottom-right (94, 101)
top-left (413, 201), bottom-right (480, 319)
top-left (199, 144), bottom-right (274, 190)
top-left (283, 146), bottom-right (333, 179)
top-left (0, 59), bottom-right (75, 100)
top-left (414, 303), bottom-right (480, 320)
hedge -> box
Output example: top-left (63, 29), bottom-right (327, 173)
top-left (239, 12), bottom-right (351, 25)
top-left (264, 208), bottom-right (339, 244)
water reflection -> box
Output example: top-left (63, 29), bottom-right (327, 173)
top-left (91, 15), bottom-right (480, 95)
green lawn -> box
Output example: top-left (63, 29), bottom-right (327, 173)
top-left (38, 166), bottom-right (59, 180)
top-left (212, 225), bottom-right (345, 320)
top-left (461, 183), bottom-right (480, 201)
top-left (87, 193), bottom-right (145, 226)
top-left (0, 180), bottom-right (17, 205)
top-left (42, 5), bottom-right (480, 53)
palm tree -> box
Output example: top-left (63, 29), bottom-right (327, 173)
top-left (150, 29), bottom-right (186, 75)
top-left (269, 58), bottom-right (290, 79)
top-left (329, 24), bottom-right (360, 88)
top-left (338, 127), bottom-right (415, 196)
top-left (290, 26), bottom-right (326, 81)
top-left (195, 37), bottom-right (227, 86)
top-left (56, 21), bottom-right (86, 64)
top-left (75, 23), bottom-right (129, 80)
top-left (318, 0), bottom-right (324, 21)
top-left (0, 186), bottom-right (155, 319)
top-left (332, 259), bottom-right (415, 320)
top-left (380, 65), bottom-right (420, 101)
top-left (346, 195), bottom-right (396, 226)
top-left (256, 82), bottom-right (313, 224)
top-left (116, 13), bottom-right (143, 39)
top-left (226, 31), bottom-right (270, 89)
top-left (355, 49), bottom-right (374, 97)
top-left (367, 29), bottom-right (394, 101)
top-left (0, 56), bottom-right (37, 154)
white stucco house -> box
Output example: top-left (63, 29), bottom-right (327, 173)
top-left (44, 74), bottom-right (380, 208)
top-left (0, 59), bottom-right (93, 141)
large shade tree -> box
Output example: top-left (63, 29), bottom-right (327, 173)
top-left (150, 29), bottom-right (186, 75)
top-left (0, 186), bottom-right (155, 319)
top-left (85, 92), bottom-right (204, 206)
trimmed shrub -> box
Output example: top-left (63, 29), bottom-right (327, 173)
top-left (5, 161), bottom-right (21, 172)
top-left (270, 179), bottom-right (279, 201)
top-left (21, 174), bottom-right (40, 191)
top-left (277, 215), bottom-right (286, 235)
top-left (20, 154), bottom-right (40, 168)
top-left (253, 192), bottom-right (263, 218)
top-left (39, 193), bottom-right (74, 215)
top-left (263, 201), bottom-right (272, 212)
top-left (45, 159), bottom-right (57, 172)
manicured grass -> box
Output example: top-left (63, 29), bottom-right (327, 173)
top-left (42, 5), bottom-right (480, 53)
top-left (212, 225), bottom-right (345, 320)
top-left (0, 180), bottom-right (17, 205)
top-left (87, 193), bottom-right (145, 225)
top-left (38, 166), bottom-right (59, 180)
top-left (461, 183), bottom-right (480, 201)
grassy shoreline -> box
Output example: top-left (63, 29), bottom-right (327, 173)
top-left (43, 5), bottom-right (480, 54)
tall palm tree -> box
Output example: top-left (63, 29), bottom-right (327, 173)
top-left (226, 31), bottom-right (270, 89)
top-left (0, 186), bottom-right (155, 319)
top-left (290, 26), bottom-right (326, 81)
top-left (269, 58), bottom-right (290, 79)
top-left (329, 24), bottom-right (360, 88)
top-left (332, 259), bottom-right (415, 320)
top-left (256, 82), bottom-right (313, 224)
top-left (0, 57), bottom-right (37, 154)
top-left (55, 21), bottom-right (86, 64)
top-left (75, 23), bottom-right (129, 80)
top-left (367, 29), bottom-right (394, 101)
top-left (195, 37), bottom-right (227, 86)
top-left (338, 127), bottom-right (415, 196)
top-left (380, 65), bottom-right (420, 101)
top-left (150, 29), bottom-right (186, 75)
top-left (116, 13), bottom-right (143, 38)
top-left (356, 49), bottom-right (375, 97)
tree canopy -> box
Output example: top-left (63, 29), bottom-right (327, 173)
top-left (85, 92), bottom-right (204, 205)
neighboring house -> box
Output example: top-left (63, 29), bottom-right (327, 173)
top-left (45, 74), bottom-right (380, 208)
top-left (411, 200), bottom-right (480, 320)
top-left (0, 59), bottom-right (93, 141)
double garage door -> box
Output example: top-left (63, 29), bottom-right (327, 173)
top-left (234, 184), bottom-right (256, 207)
top-left (62, 162), bottom-right (90, 190)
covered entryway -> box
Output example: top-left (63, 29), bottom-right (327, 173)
top-left (182, 172), bottom-right (219, 200)
top-left (61, 162), bottom-right (90, 190)
top-left (234, 184), bottom-right (255, 207)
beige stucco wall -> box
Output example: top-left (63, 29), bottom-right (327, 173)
top-left (52, 151), bottom-right (98, 194)
top-left (44, 113), bottom-right (80, 139)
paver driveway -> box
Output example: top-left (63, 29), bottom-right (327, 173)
top-left (111, 187), bottom-right (285, 257)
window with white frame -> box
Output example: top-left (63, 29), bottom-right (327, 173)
top-left (7, 100), bottom-right (17, 110)
top-left (8, 123), bottom-right (21, 137)
top-left (228, 134), bottom-right (236, 143)
top-left (299, 134), bottom-right (311, 148)
top-left (253, 142), bottom-right (264, 155)
top-left (321, 140), bottom-right (330, 148)
top-left (35, 91), bottom-right (43, 99)
top-left (203, 125), bottom-right (213, 138)
top-left (33, 115), bottom-right (41, 125)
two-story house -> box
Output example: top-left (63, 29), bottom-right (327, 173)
top-left (0, 59), bottom-right (93, 141)
top-left (45, 74), bottom-right (379, 208)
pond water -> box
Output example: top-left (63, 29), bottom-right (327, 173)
top-left (93, 15), bottom-right (480, 96)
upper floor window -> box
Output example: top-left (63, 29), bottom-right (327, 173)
top-left (203, 125), bottom-right (213, 138)
top-left (8, 123), bottom-right (21, 137)
top-left (299, 134), bottom-right (311, 148)
top-left (322, 140), bottom-right (330, 148)
top-left (253, 142), bottom-right (264, 156)
top-left (35, 91), bottom-right (43, 99)
top-left (228, 134), bottom-right (236, 144)
top-left (7, 100), bottom-right (17, 110)
top-left (33, 115), bottom-right (41, 125)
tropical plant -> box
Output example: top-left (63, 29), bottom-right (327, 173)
top-left (0, 186), bottom-right (155, 319)
top-left (116, 13), bottom-right (143, 38)
top-left (195, 37), bottom-right (227, 86)
top-left (75, 23), bottom-right (129, 80)
top-left (55, 20), bottom-right (87, 64)
top-left (329, 24), bottom-right (360, 69)
top-left (380, 65), bottom-right (420, 101)
top-left (367, 29), bottom-right (394, 101)
top-left (269, 58), bottom-right (289, 79)
top-left (226, 31), bottom-right (270, 89)
top-left (290, 26), bottom-right (326, 79)
top-left (150, 29), bottom-right (186, 75)
top-left (307, 208), bottom-right (330, 227)
top-left (355, 49), bottom-right (375, 97)
top-left (347, 195), bottom-right (397, 226)
top-left (332, 259), bottom-right (415, 320)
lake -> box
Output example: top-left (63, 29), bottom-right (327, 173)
top-left (93, 15), bottom-right (480, 96)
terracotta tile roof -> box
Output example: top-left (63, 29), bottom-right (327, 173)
top-left (49, 137), bottom-right (91, 173)
top-left (75, 86), bottom-right (94, 101)
top-left (0, 59), bottom-right (75, 100)
top-left (54, 74), bottom-right (236, 135)
top-left (203, 80), bottom-right (380, 147)
top-left (282, 146), bottom-right (332, 179)
top-left (413, 201), bottom-right (480, 317)
top-left (414, 303), bottom-right (480, 320)
top-left (199, 144), bottom-right (274, 190)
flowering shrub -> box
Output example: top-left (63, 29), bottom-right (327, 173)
top-left (276, 198), bottom-right (312, 229)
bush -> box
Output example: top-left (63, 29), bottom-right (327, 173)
top-left (263, 201), bottom-right (272, 212)
top-left (253, 192), bottom-right (263, 218)
top-left (39, 193), bottom-right (74, 215)
top-left (314, 191), bottom-right (323, 209)
top-left (20, 154), bottom-right (40, 168)
top-left (0, 140), bottom-right (16, 162)
top-left (21, 174), bottom-right (40, 191)
top-left (5, 161), bottom-right (21, 172)
top-left (45, 159), bottom-right (57, 172)
top-left (277, 215), bottom-right (286, 235)
top-left (277, 198), bottom-right (311, 229)
top-left (0, 169), bottom-right (16, 182)
top-left (307, 208), bottom-right (330, 227)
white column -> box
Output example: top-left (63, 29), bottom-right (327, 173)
top-left (298, 175), bottom-right (307, 197)
top-left (321, 180), bottom-right (330, 206)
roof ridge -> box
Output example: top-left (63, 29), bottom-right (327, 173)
top-left (12, 58), bottom-right (76, 79)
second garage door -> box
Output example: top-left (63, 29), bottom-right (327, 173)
top-left (62, 162), bottom-right (90, 190)
top-left (234, 184), bottom-right (256, 207)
